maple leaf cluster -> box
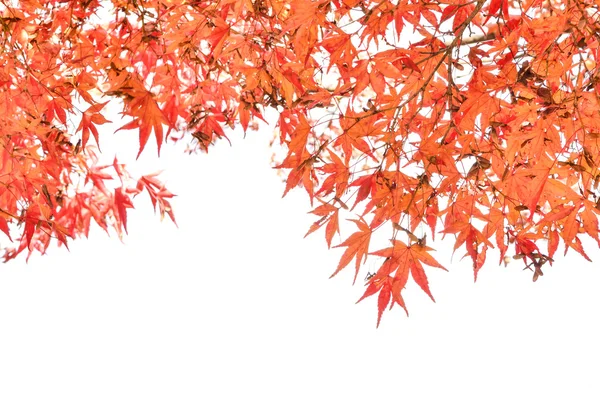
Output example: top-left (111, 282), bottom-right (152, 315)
top-left (2, 0), bottom-right (600, 325)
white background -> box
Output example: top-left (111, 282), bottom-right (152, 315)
top-left (0, 124), bottom-right (599, 396)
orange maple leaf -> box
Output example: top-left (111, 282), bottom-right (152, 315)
top-left (330, 218), bottom-right (372, 283)
top-left (77, 102), bottom-right (111, 149)
top-left (117, 93), bottom-right (168, 158)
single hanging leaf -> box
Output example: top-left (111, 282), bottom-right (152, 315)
top-left (77, 102), bottom-right (110, 149)
top-left (330, 218), bottom-right (372, 283)
top-left (117, 93), bottom-right (168, 158)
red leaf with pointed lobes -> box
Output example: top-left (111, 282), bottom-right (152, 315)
top-left (483, 0), bottom-right (503, 25)
top-left (330, 218), bottom-right (372, 283)
top-left (77, 102), bottom-right (111, 149)
top-left (465, 227), bottom-right (478, 264)
top-left (114, 188), bottom-right (134, 235)
top-left (514, 168), bottom-right (550, 220)
top-left (350, 174), bottom-right (373, 210)
top-left (376, 281), bottom-right (392, 328)
top-left (369, 70), bottom-right (385, 97)
top-left (238, 103), bottom-right (250, 132)
top-left (0, 216), bottom-right (12, 242)
top-left (567, 237), bottom-right (592, 262)
top-left (304, 220), bottom-right (324, 239)
top-left (515, 236), bottom-right (539, 257)
top-left (473, 246), bottom-right (487, 282)
top-left (375, 60), bottom-right (403, 79)
top-left (309, 202), bottom-right (338, 217)
top-left (117, 94), bottom-right (168, 158)
top-left (501, 0), bottom-right (509, 19)
top-left (440, 5), bottom-right (459, 23)
top-left (560, 203), bottom-right (581, 251)
top-left (537, 204), bottom-right (575, 224)
top-left (425, 200), bottom-right (438, 239)
top-left (399, 56), bottom-right (421, 73)
top-left (369, 241), bottom-right (446, 313)
top-left (324, 210), bottom-right (339, 248)
top-left (408, 244), bottom-right (448, 272)
top-left (548, 228), bottom-right (559, 259)
top-left (356, 280), bottom-right (382, 304)
top-left (579, 205), bottom-right (600, 247)
top-left (162, 95), bottom-right (179, 138)
top-left (135, 174), bottom-right (177, 226)
top-left (452, 7), bottom-right (470, 32)
top-left (409, 260), bottom-right (435, 302)
top-left (391, 268), bottom-right (409, 316)
top-left (304, 209), bottom-right (339, 249)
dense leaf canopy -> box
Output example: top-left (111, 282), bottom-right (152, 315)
top-left (2, 0), bottom-right (600, 324)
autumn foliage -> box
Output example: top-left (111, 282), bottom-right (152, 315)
top-left (2, 0), bottom-right (600, 325)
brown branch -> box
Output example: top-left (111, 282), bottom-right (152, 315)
top-left (454, 32), bottom-right (497, 46)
